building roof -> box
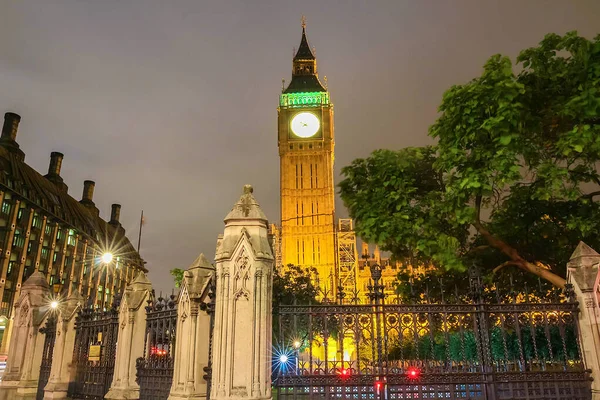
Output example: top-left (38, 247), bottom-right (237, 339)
top-left (0, 146), bottom-right (145, 270)
top-left (294, 27), bottom-right (316, 60)
top-left (284, 75), bottom-right (327, 94)
top-left (224, 185), bottom-right (268, 223)
top-left (283, 26), bottom-right (327, 94)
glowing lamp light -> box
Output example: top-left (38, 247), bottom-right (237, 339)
top-left (50, 300), bottom-right (59, 309)
top-left (293, 340), bottom-right (301, 349)
top-left (375, 380), bottom-right (383, 394)
top-left (407, 367), bottom-right (421, 380)
top-left (101, 252), bottom-right (113, 264)
top-left (279, 354), bottom-right (289, 363)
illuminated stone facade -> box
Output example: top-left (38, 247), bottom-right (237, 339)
top-left (0, 112), bottom-right (145, 355)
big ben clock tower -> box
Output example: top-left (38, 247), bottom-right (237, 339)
top-left (278, 19), bottom-right (336, 288)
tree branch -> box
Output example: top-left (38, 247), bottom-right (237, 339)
top-left (475, 194), bottom-right (483, 224)
top-left (493, 260), bottom-right (525, 274)
top-left (581, 190), bottom-right (600, 200)
top-left (471, 215), bottom-right (566, 288)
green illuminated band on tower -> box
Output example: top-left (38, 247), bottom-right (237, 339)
top-left (280, 92), bottom-right (330, 107)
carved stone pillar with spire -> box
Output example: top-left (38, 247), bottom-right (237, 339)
top-left (168, 253), bottom-right (214, 400)
top-left (0, 271), bottom-right (52, 400)
top-left (210, 185), bottom-right (274, 400)
top-left (43, 291), bottom-right (84, 399)
top-left (566, 241), bottom-right (600, 394)
top-left (105, 272), bottom-right (153, 400)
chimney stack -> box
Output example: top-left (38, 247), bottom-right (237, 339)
top-left (48, 152), bottom-right (64, 176)
top-left (0, 112), bottom-right (25, 160)
top-left (44, 152), bottom-right (68, 191)
top-left (1, 112), bottom-right (20, 142)
top-left (81, 180), bottom-right (95, 205)
top-left (110, 204), bottom-right (121, 226)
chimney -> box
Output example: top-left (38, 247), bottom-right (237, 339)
top-left (44, 152), bottom-right (68, 191)
top-left (81, 180), bottom-right (95, 205)
top-left (0, 112), bottom-right (25, 160)
top-left (1, 112), bottom-right (20, 142)
top-left (48, 152), bottom-right (63, 176)
top-left (110, 204), bottom-right (121, 226)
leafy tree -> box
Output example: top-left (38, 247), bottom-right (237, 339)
top-left (340, 32), bottom-right (600, 288)
top-left (169, 268), bottom-right (185, 288)
top-left (272, 264), bottom-right (322, 346)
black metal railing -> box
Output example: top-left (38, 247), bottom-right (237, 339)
top-left (69, 299), bottom-right (120, 400)
top-left (136, 291), bottom-right (177, 400)
top-left (273, 263), bottom-right (592, 400)
top-left (36, 315), bottom-right (57, 400)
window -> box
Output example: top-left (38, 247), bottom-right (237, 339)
top-left (12, 230), bottom-right (24, 248)
top-left (45, 224), bottom-right (52, 235)
top-left (32, 214), bottom-right (42, 229)
top-left (1, 201), bottom-right (10, 215)
top-left (56, 229), bottom-right (63, 241)
top-left (67, 230), bottom-right (76, 246)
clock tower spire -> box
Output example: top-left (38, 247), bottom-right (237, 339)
top-left (278, 20), bottom-right (336, 293)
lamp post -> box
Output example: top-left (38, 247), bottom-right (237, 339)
top-left (98, 252), bottom-right (113, 309)
top-left (293, 340), bottom-right (301, 374)
top-left (364, 253), bottom-right (386, 399)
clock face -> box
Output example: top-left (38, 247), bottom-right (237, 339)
top-left (291, 112), bottom-right (320, 138)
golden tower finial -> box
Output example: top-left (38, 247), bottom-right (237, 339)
top-left (301, 15), bottom-right (306, 29)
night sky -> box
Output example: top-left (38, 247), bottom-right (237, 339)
top-left (1, 0), bottom-right (598, 294)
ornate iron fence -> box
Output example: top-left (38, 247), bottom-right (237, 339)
top-left (273, 265), bottom-right (592, 400)
top-left (68, 301), bottom-right (119, 400)
top-left (136, 292), bottom-right (177, 400)
top-left (36, 315), bottom-right (56, 400)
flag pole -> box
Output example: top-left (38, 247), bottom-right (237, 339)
top-left (137, 210), bottom-right (144, 253)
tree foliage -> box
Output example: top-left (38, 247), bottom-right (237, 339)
top-left (340, 32), bottom-right (600, 288)
top-left (169, 268), bottom-right (185, 288)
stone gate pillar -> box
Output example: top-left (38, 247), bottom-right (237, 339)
top-left (42, 291), bottom-right (83, 399)
top-left (0, 271), bottom-right (52, 400)
top-left (567, 242), bottom-right (600, 395)
top-left (168, 253), bottom-right (214, 400)
top-left (105, 272), bottom-right (153, 400)
top-left (210, 185), bottom-right (274, 400)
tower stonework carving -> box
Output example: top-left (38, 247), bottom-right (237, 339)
top-left (210, 186), bottom-right (274, 400)
top-left (278, 22), bottom-right (336, 288)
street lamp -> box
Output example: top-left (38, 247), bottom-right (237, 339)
top-left (50, 300), bottom-right (59, 309)
top-left (101, 252), bottom-right (113, 264)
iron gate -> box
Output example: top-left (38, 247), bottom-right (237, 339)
top-left (68, 301), bottom-right (119, 400)
top-left (273, 265), bottom-right (592, 400)
top-left (136, 292), bottom-right (177, 400)
top-left (36, 315), bottom-right (57, 400)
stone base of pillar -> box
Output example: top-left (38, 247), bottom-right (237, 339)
top-left (211, 396), bottom-right (271, 400)
top-left (43, 382), bottom-right (69, 399)
top-left (0, 380), bottom-right (18, 400)
top-left (104, 387), bottom-right (140, 400)
top-left (167, 394), bottom-right (207, 400)
top-left (14, 381), bottom-right (38, 400)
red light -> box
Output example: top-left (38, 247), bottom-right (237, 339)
top-left (342, 369), bottom-right (348, 375)
top-left (407, 367), bottom-right (421, 380)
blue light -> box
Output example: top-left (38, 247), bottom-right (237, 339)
top-left (272, 345), bottom-right (295, 373)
